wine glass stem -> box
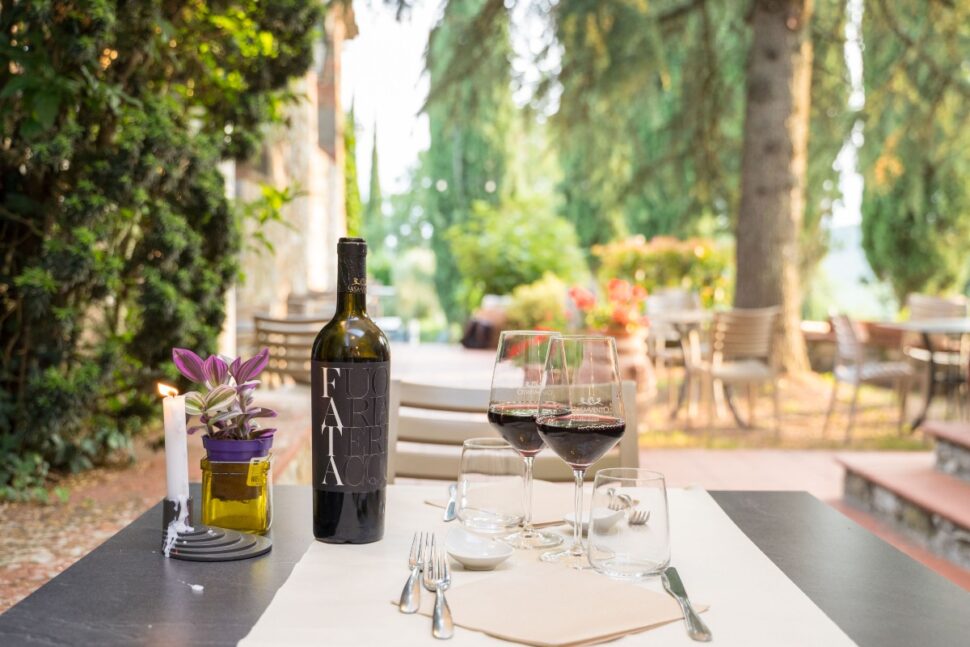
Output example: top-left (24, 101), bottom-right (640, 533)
top-left (571, 469), bottom-right (586, 555)
top-left (523, 456), bottom-right (535, 536)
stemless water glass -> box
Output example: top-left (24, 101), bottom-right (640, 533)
top-left (588, 468), bottom-right (670, 578)
top-left (537, 335), bottom-right (625, 568)
top-left (487, 331), bottom-right (563, 549)
top-left (456, 438), bottom-right (525, 534)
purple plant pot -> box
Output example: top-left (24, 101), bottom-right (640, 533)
top-left (203, 434), bottom-right (274, 462)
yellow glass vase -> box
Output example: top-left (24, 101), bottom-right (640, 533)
top-left (200, 455), bottom-right (273, 534)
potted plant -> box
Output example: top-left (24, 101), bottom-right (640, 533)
top-left (569, 279), bottom-right (650, 382)
top-left (172, 347), bottom-right (277, 533)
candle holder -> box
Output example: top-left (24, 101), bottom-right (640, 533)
top-left (161, 496), bottom-right (272, 562)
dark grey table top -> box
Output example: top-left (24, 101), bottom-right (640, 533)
top-left (1, 486), bottom-right (968, 646)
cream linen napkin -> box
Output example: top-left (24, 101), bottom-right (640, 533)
top-left (408, 563), bottom-right (704, 646)
top-left (426, 480), bottom-right (575, 527)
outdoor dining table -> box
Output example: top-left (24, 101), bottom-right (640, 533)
top-left (649, 309), bottom-right (713, 420)
top-left (1, 484), bottom-right (967, 646)
top-left (885, 318), bottom-right (970, 429)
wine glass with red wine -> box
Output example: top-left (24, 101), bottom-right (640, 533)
top-left (487, 331), bottom-right (564, 549)
top-left (537, 335), bottom-right (626, 567)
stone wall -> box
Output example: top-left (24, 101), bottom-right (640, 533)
top-left (844, 472), bottom-right (970, 569)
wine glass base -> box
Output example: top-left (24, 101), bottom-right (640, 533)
top-left (503, 529), bottom-right (563, 549)
top-left (540, 547), bottom-right (591, 569)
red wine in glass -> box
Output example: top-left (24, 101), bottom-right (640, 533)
top-left (536, 414), bottom-right (625, 469)
top-left (487, 404), bottom-right (544, 457)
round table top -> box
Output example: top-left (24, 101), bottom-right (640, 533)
top-left (649, 309), bottom-right (713, 326)
top-left (883, 318), bottom-right (970, 335)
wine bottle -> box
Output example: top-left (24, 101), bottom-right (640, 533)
top-left (311, 237), bottom-right (390, 543)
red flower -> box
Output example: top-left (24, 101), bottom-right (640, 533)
top-left (607, 278), bottom-right (633, 303)
top-left (611, 306), bottom-right (631, 326)
top-left (569, 286), bottom-right (596, 311)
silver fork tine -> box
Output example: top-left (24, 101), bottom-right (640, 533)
top-left (429, 540), bottom-right (454, 639)
top-left (400, 532), bottom-right (424, 613)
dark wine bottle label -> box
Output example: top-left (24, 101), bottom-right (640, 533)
top-left (311, 360), bottom-right (389, 493)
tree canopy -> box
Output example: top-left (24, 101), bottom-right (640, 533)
top-left (860, 0), bottom-right (970, 302)
top-left (0, 0), bottom-right (320, 498)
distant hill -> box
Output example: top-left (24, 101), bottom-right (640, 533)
top-left (808, 223), bottom-right (897, 320)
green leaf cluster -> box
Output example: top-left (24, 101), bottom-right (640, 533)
top-left (860, 0), bottom-right (970, 301)
top-left (421, 0), bottom-right (514, 322)
top-left (0, 0), bottom-right (320, 497)
top-left (446, 197), bottom-right (588, 311)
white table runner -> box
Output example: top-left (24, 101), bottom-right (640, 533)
top-left (239, 486), bottom-right (856, 646)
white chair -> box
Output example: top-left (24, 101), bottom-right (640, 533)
top-left (823, 314), bottom-right (914, 441)
top-left (386, 380), bottom-right (640, 483)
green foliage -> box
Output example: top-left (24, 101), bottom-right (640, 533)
top-left (423, 0), bottom-right (849, 306)
top-left (364, 125), bottom-right (383, 238)
top-left (345, 104), bottom-right (363, 237)
top-left (860, 0), bottom-right (970, 301)
top-left (392, 248), bottom-right (443, 322)
top-left (592, 236), bottom-right (732, 308)
top-left (0, 0), bottom-right (320, 497)
top-left (446, 198), bottom-right (588, 310)
top-left (553, 0), bottom-right (747, 248)
top-left (504, 273), bottom-right (570, 332)
top-left (422, 0), bottom-right (513, 322)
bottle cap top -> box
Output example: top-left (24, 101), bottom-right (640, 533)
top-left (338, 237), bottom-right (367, 255)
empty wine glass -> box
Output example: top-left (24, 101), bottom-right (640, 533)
top-left (537, 335), bottom-right (625, 568)
top-left (456, 438), bottom-right (525, 534)
top-left (487, 330), bottom-right (563, 549)
top-left (588, 468), bottom-right (670, 578)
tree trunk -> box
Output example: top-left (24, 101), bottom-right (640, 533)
top-left (735, 0), bottom-right (813, 373)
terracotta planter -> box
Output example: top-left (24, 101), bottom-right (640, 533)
top-left (604, 328), bottom-right (653, 392)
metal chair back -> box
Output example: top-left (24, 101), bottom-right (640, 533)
top-left (253, 315), bottom-right (329, 385)
top-left (710, 307), bottom-right (779, 362)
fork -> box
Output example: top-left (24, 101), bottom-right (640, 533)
top-left (607, 488), bottom-right (634, 511)
top-left (629, 509), bottom-right (651, 526)
top-left (423, 541), bottom-right (454, 639)
top-left (399, 532), bottom-right (429, 614)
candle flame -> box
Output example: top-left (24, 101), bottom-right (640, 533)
top-left (157, 383), bottom-right (179, 398)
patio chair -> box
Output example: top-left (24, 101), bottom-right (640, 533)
top-left (386, 380), bottom-right (640, 483)
top-left (286, 290), bottom-right (337, 318)
top-left (254, 315), bottom-right (330, 386)
top-left (690, 307), bottom-right (781, 433)
top-left (823, 313), bottom-right (914, 442)
top-left (905, 293), bottom-right (968, 419)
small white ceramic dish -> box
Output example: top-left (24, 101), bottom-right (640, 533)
top-left (564, 507), bottom-right (625, 534)
top-left (445, 527), bottom-right (514, 570)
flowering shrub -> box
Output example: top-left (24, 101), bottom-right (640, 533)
top-left (569, 279), bottom-right (648, 335)
top-left (504, 273), bottom-right (570, 332)
top-left (592, 235), bottom-right (731, 307)
top-left (172, 348), bottom-right (277, 441)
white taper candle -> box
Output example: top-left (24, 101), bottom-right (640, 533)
top-left (161, 389), bottom-right (190, 501)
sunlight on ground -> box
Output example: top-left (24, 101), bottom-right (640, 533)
top-left (641, 370), bottom-right (934, 451)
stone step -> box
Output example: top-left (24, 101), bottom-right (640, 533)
top-left (921, 420), bottom-right (970, 481)
top-left (838, 452), bottom-right (970, 569)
